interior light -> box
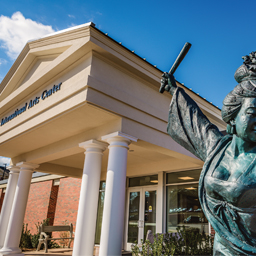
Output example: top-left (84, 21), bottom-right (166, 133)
top-left (178, 176), bottom-right (194, 180)
top-left (186, 187), bottom-right (197, 190)
top-left (150, 180), bottom-right (158, 183)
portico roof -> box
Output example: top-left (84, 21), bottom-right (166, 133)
top-left (0, 22), bottom-right (225, 177)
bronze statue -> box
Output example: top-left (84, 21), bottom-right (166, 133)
top-left (161, 52), bottom-right (256, 255)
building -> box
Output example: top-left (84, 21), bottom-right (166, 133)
top-left (0, 166), bottom-right (8, 181)
top-left (0, 22), bottom-right (225, 256)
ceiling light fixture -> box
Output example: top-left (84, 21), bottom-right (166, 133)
top-left (186, 187), bottom-right (197, 190)
top-left (178, 176), bottom-right (194, 180)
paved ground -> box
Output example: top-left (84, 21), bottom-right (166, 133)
top-left (23, 248), bottom-right (132, 256)
top-left (24, 248), bottom-right (73, 256)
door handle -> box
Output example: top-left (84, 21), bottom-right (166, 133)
top-left (137, 220), bottom-right (144, 228)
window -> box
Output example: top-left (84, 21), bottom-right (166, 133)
top-left (129, 175), bottom-right (158, 187)
top-left (95, 181), bottom-right (106, 244)
top-left (166, 170), bottom-right (208, 234)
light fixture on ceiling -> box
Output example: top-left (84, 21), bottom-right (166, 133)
top-left (178, 176), bottom-right (194, 180)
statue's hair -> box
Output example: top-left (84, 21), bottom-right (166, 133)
top-left (221, 80), bottom-right (256, 134)
top-left (222, 55), bottom-right (256, 135)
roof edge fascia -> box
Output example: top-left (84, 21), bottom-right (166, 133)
top-left (0, 44), bottom-right (31, 94)
top-left (28, 22), bottom-right (95, 42)
top-left (0, 22), bottom-right (95, 96)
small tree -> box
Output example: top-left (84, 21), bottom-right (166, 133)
top-left (131, 226), bottom-right (213, 256)
top-left (20, 218), bottom-right (60, 250)
top-left (19, 223), bottom-right (32, 250)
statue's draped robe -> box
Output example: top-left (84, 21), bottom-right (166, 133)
top-left (168, 87), bottom-right (256, 255)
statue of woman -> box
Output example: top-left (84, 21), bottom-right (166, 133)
top-left (161, 52), bottom-right (256, 255)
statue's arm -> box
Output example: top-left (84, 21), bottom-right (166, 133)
top-left (163, 74), bottom-right (223, 161)
top-left (161, 72), bottom-right (177, 96)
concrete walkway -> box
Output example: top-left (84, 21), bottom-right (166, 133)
top-left (24, 248), bottom-right (73, 256)
top-left (23, 248), bottom-right (132, 256)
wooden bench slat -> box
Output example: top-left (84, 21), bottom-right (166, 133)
top-left (39, 237), bottom-right (74, 240)
top-left (42, 226), bottom-right (71, 232)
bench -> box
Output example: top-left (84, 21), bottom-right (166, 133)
top-left (37, 224), bottom-right (74, 253)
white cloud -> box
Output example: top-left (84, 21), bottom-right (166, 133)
top-left (0, 156), bottom-right (11, 166)
top-left (68, 23), bottom-right (78, 28)
top-left (68, 14), bottom-right (75, 18)
top-left (0, 12), bottom-right (55, 59)
top-left (0, 58), bottom-right (7, 66)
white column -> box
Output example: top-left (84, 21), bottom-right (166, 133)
top-left (73, 140), bottom-right (108, 256)
top-left (99, 132), bottom-right (137, 256)
top-left (0, 162), bottom-right (39, 256)
top-left (156, 171), bottom-right (164, 233)
top-left (0, 166), bottom-right (20, 249)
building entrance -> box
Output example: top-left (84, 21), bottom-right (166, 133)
top-left (125, 186), bottom-right (157, 251)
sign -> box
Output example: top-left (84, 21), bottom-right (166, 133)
top-left (1, 82), bottom-right (62, 126)
top-left (149, 206), bottom-right (152, 212)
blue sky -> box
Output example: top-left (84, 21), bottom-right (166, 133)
top-left (0, 0), bottom-right (256, 164)
top-left (1, 1), bottom-right (256, 108)
top-left (0, 1), bottom-right (256, 165)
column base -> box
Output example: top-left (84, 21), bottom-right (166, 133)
top-left (0, 247), bottom-right (23, 256)
top-left (0, 254), bottom-right (23, 256)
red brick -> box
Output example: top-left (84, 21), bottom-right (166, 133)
top-left (47, 185), bottom-right (59, 226)
top-left (2, 176), bottom-right (82, 246)
top-left (0, 188), bottom-right (5, 212)
top-left (211, 226), bottom-right (215, 236)
top-left (24, 180), bottom-right (52, 234)
top-left (54, 177), bottom-right (81, 226)
top-left (53, 177), bottom-right (81, 247)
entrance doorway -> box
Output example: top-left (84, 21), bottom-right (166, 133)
top-left (125, 186), bottom-right (157, 251)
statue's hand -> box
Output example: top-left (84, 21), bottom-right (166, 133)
top-left (161, 72), bottom-right (177, 95)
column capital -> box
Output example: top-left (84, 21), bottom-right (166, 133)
top-left (79, 139), bottom-right (108, 154)
top-left (7, 165), bottom-right (20, 174)
top-left (102, 132), bottom-right (137, 144)
top-left (16, 162), bottom-right (39, 171)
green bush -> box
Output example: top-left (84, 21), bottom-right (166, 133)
top-left (19, 218), bottom-right (60, 250)
top-left (131, 226), bottom-right (213, 256)
top-left (19, 224), bottom-right (32, 250)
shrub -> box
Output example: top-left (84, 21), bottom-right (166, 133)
top-left (19, 224), bottom-right (32, 250)
top-left (131, 226), bottom-right (213, 256)
top-left (19, 218), bottom-right (60, 250)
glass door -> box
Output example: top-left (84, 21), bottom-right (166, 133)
top-left (125, 187), bottom-right (157, 251)
top-left (126, 189), bottom-right (142, 249)
top-left (144, 190), bottom-right (157, 240)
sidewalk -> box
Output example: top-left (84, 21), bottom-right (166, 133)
top-left (24, 248), bottom-right (73, 256)
top-left (23, 248), bottom-right (132, 256)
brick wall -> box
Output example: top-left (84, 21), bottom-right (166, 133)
top-left (53, 177), bottom-right (81, 247)
top-left (54, 177), bottom-right (81, 229)
top-left (0, 188), bottom-right (4, 212)
top-left (0, 176), bottom-right (81, 248)
top-left (0, 177), bottom-right (81, 235)
top-left (24, 180), bottom-right (52, 234)
top-left (211, 226), bottom-right (216, 236)
top-left (47, 184), bottom-right (59, 226)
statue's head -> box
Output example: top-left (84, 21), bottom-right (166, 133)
top-left (222, 52), bottom-right (256, 137)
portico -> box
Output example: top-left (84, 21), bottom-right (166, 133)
top-left (0, 22), bottom-right (225, 256)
